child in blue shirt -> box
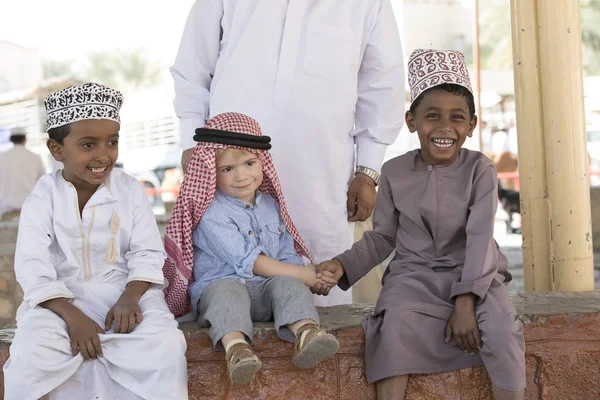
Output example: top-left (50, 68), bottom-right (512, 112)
top-left (165, 112), bottom-right (339, 386)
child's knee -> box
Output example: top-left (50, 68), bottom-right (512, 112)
top-left (204, 279), bottom-right (249, 302)
top-left (479, 312), bottom-right (524, 351)
top-left (270, 275), bottom-right (308, 294)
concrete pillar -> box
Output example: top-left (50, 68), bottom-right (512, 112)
top-left (510, 0), bottom-right (594, 291)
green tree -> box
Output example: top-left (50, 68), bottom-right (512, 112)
top-left (114, 48), bottom-right (164, 90)
top-left (581, 0), bottom-right (600, 75)
top-left (83, 49), bottom-right (164, 90)
top-left (85, 51), bottom-right (119, 88)
top-left (42, 59), bottom-right (75, 80)
top-left (473, 0), bottom-right (600, 75)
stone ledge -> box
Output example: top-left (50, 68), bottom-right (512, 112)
top-left (1, 292), bottom-right (600, 399)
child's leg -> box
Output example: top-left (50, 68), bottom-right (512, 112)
top-left (476, 283), bottom-right (526, 395)
top-left (492, 386), bottom-right (524, 400)
top-left (197, 279), bottom-right (255, 350)
top-left (259, 276), bottom-right (339, 368)
top-left (198, 279), bottom-right (261, 385)
top-left (288, 319), bottom-right (315, 335)
top-left (376, 375), bottom-right (409, 400)
top-left (221, 331), bottom-right (247, 351)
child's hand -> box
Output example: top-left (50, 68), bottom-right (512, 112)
top-left (311, 259), bottom-right (344, 295)
top-left (299, 264), bottom-right (318, 287)
top-left (105, 294), bottom-right (143, 334)
top-left (64, 308), bottom-right (105, 360)
top-left (444, 294), bottom-right (480, 355)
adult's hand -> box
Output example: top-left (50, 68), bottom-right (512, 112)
top-left (347, 173), bottom-right (376, 222)
top-left (181, 148), bottom-right (194, 173)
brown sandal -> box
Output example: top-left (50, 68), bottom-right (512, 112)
top-left (226, 342), bottom-right (262, 385)
top-left (291, 324), bottom-right (339, 369)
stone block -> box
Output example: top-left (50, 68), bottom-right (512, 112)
top-left (406, 371), bottom-right (461, 400)
top-left (338, 354), bottom-right (375, 400)
top-left (0, 291), bottom-right (600, 399)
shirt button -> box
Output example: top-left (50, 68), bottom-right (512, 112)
top-left (248, 230), bottom-right (253, 236)
top-left (258, 228), bottom-right (263, 233)
top-left (245, 204), bottom-right (251, 209)
top-left (428, 166), bottom-right (433, 171)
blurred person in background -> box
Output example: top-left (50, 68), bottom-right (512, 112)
top-left (0, 128), bottom-right (45, 221)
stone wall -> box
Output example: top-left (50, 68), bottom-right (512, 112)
top-left (0, 292), bottom-right (599, 399)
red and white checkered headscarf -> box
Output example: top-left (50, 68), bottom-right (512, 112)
top-left (163, 112), bottom-right (311, 317)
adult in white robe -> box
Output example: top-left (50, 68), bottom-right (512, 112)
top-left (171, 0), bottom-right (405, 306)
top-left (0, 133), bottom-right (45, 219)
top-left (3, 169), bottom-right (188, 400)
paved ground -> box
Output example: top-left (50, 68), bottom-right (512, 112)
top-left (494, 219), bottom-right (600, 294)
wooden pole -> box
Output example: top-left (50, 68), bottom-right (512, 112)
top-left (509, 0), bottom-right (552, 292)
top-left (510, 0), bottom-right (594, 291)
top-left (537, 0), bottom-right (594, 291)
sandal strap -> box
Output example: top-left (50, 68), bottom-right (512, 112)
top-left (295, 324), bottom-right (323, 352)
top-left (226, 343), bottom-right (258, 366)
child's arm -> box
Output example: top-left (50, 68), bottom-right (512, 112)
top-left (124, 181), bottom-right (168, 289)
top-left (14, 192), bottom-right (75, 309)
top-left (253, 255), bottom-right (316, 286)
top-left (106, 182), bottom-right (165, 334)
top-left (16, 190), bottom-right (104, 359)
top-left (195, 213), bottom-right (317, 285)
top-left (334, 172), bottom-right (398, 290)
top-left (104, 281), bottom-right (149, 334)
top-left (194, 213), bottom-right (274, 279)
top-left (41, 298), bottom-right (105, 360)
top-left (445, 164), bottom-right (499, 355)
top-left (444, 293), bottom-right (480, 355)
top-left (450, 164), bottom-right (499, 301)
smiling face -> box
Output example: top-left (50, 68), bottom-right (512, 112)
top-left (215, 148), bottom-right (263, 204)
top-left (406, 89), bottom-right (477, 165)
top-left (47, 119), bottom-right (120, 191)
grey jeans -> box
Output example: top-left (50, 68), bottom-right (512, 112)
top-left (197, 276), bottom-right (320, 350)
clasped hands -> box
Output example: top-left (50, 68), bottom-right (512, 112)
top-left (305, 259), bottom-right (345, 295)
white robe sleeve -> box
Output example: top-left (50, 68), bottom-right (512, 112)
top-left (352, 0), bottom-right (405, 173)
top-left (15, 193), bottom-right (75, 308)
top-left (170, 0), bottom-right (224, 151)
top-left (125, 182), bottom-right (167, 286)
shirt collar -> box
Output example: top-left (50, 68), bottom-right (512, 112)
top-left (58, 169), bottom-right (117, 208)
top-left (216, 189), bottom-right (264, 209)
top-left (411, 149), bottom-right (466, 172)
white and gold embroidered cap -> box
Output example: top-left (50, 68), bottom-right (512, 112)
top-left (407, 49), bottom-right (473, 106)
top-left (44, 82), bottom-right (123, 131)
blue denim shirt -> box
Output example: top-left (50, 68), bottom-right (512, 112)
top-left (189, 190), bottom-right (304, 311)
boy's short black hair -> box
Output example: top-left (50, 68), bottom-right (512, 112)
top-left (9, 135), bottom-right (26, 145)
top-left (47, 124), bottom-right (70, 145)
top-left (409, 83), bottom-right (476, 118)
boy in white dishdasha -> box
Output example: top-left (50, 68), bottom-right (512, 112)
top-left (4, 83), bottom-right (188, 400)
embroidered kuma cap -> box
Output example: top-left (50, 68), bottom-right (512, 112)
top-left (44, 82), bottom-right (124, 131)
top-left (407, 49), bottom-right (473, 105)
